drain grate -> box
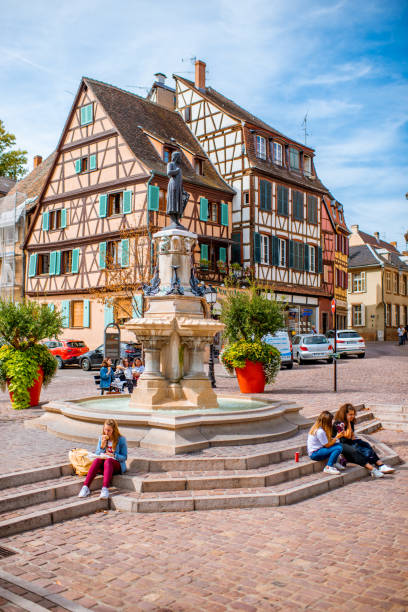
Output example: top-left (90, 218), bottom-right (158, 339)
top-left (0, 546), bottom-right (16, 558)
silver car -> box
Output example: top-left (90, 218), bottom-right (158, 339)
top-left (292, 334), bottom-right (333, 365)
top-left (325, 329), bottom-right (366, 358)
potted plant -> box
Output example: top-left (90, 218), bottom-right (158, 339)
top-left (216, 260), bottom-right (227, 274)
top-left (0, 300), bottom-right (62, 409)
top-left (220, 286), bottom-right (284, 393)
top-left (200, 258), bottom-right (210, 270)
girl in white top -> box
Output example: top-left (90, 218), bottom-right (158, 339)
top-left (307, 411), bottom-right (344, 475)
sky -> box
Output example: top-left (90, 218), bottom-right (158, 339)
top-left (1, 0), bottom-right (407, 249)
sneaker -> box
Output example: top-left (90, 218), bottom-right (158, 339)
top-left (378, 464), bottom-right (395, 474)
top-left (78, 485), bottom-right (90, 498)
top-left (99, 487), bottom-right (110, 499)
top-left (335, 462), bottom-right (346, 471)
top-left (323, 466), bottom-right (340, 475)
top-left (371, 468), bottom-right (385, 478)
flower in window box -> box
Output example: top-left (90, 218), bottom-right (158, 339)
top-left (200, 258), bottom-right (210, 269)
top-left (216, 260), bottom-right (227, 273)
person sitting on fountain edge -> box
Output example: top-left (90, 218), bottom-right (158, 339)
top-left (78, 419), bottom-right (127, 499)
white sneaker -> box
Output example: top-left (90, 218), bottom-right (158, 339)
top-left (99, 487), bottom-right (110, 499)
top-left (323, 466), bottom-right (340, 475)
top-left (371, 468), bottom-right (385, 478)
top-left (378, 464), bottom-right (395, 474)
top-left (335, 462), bottom-right (346, 471)
top-left (78, 485), bottom-right (90, 498)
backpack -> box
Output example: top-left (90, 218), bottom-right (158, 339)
top-left (69, 448), bottom-right (93, 476)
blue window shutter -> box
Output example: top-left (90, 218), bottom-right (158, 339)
top-left (80, 104), bottom-right (93, 126)
top-left (200, 243), bottom-right (208, 261)
top-left (221, 202), bottom-right (228, 226)
top-left (83, 300), bottom-right (90, 327)
top-left (48, 303), bottom-right (55, 312)
top-left (148, 185), bottom-right (159, 211)
top-left (61, 301), bottom-right (70, 328)
top-left (219, 247), bottom-right (227, 263)
top-left (28, 254), bottom-right (37, 277)
top-left (304, 244), bottom-right (309, 271)
top-left (99, 194), bottom-right (107, 218)
top-left (289, 240), bottom-right (294, 268)
top-left (99, 242), bottom-right (107, 269)
top-left (104, 304), bottom-right (114, 327)
top-left (75, 159), bottom-right (81, 174)
top-left (132, 294), bottom-right (143, 318)
top-left (272, 236), bottom-right (279, 266)
top-left (318, 246), bottom-right (323, 273)
top-left (60, 208), bottom-right (67, 229)
top-left (121, 239), bottom-right (129, 267)
top-left (200, 197), bottom-right (208, 221)
top-left (254, 232), bottom-right (261, 263)
top-left (42, 212), bottom-right (49, 231)
top-left (89, 154), bottom-right (97, 171)
top-left (71, 248), bottom-right (80, 273)
top-left (49, 251), bottom-right (56, 275)
top-left (123, 190), bottom-right (132, 214)
top-left (55, 251), bottom-right (61, 275)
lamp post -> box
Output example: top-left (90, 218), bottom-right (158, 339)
top-left (205, 285), bottom-right (217, 388)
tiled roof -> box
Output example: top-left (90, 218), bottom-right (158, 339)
top-left (84, 78), bottom-right (234, 195)
top-left (356, 229), bottom-right (399, 253)
top-left (349, 245), bottom-right (408, 271)
top-left (7, 153), bottom-right (57, 210)
top-left (0, 176), bottom-right (16, 195)
top-left (323, 195), bottom-right (350, 234)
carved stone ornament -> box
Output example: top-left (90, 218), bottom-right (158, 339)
top-left (142, 265), bottom-right (161, 296)
top-left (165, 265), bottom-right (184, 296)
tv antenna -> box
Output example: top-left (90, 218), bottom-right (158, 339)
top-left (125, 85), bottom-right (150, 93)
top-left (181, 56), bottom-right (197, 64)
top-left (301, 113), bottom-right (311, 145)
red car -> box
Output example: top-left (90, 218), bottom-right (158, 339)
top-left (44, 339), bottom-right (89, 369)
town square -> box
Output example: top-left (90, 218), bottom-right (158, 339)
top-left (0, 1), bottom-right (407, 610)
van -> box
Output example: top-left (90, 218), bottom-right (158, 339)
top-left (262, 331), bottom-right (293, 369)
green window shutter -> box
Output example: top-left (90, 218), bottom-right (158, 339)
top-left (99, 242), bottom-right (107, 269)
top-left (260, 180), bottom-right (265, 210)
top-left (81, 104), bottom-right (93, 126)
top-left (71, 248), bottom-right (80, 273)
top-left (89, 154), bottom-right (97, 171)
top-left (272, 236), bottom-right (279, 266)
top-left (231, 231), bottom-right (241, 264)
top-left (288, 240), bottom-right (294, 268)
top-left (254, 232), bottom-right (261, 264)
top-left (75, 159), bottom-right (81, 174)
top-left (304, 244), bottom-right (309, 271)
top-left (221, 202), bottom-right (228, 226)
top-left (266, 181), bottom-right (272, 211)
top-left (83, 300), bottom-right (90, 327)
top-left (42, 212), bottom-right (49, 231)
top-left (148, 184), bottom-right (159, 211)
top-left (28, 254), bottom-right (37, 277)
top-left (121, 239), bottom-right (130, 267)
top-left (61, 301), bottom-right (70, 328)
top-left (283, 187), bottom-right (288, 216)
top-left (55, 251), bottom-right (61, 275)
top-left (318, 246), bottom-right (323, 273)
top-left (99, 194), bottom-right (107, 218)
top-left (200, 197), bottom-right (208, 221)
top-left (60, 208), bottom-right (67, 229)
top-left (48, 303), bottom-right (55, 312)
top-left (200, 243), bottom-right (209, 261)
top-left (104, 304), bottom-right (114, 327)
top-left (49, 251), bottom-right (56, 275)
top-left (219, 247), bottom-right (227, 263)
top-left (87, 104), bottom-right (93, 124)
top-left (132, 294), bottom-right (143, 318)
top-left (261, 180), bottom-right (271, 211)
top-left (123, 190), bottom-right (133, 214)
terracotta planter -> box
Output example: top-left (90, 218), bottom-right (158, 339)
top-left (8, 367), bottom-right (44, 408)
top-left (235, 360), bottom-right (266, 394)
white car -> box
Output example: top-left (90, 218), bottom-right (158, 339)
top-left (325, 329), bottom-right (366, 358)
top-left (292, 334), bottom-right (333, 365)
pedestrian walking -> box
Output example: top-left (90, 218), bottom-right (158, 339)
top-left (397, 326), bottom-right (404, 345)
top-left (403, 325), bottom-right (408, 345)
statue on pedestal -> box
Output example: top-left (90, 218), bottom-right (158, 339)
top-left (166, 151), bottom-right (189, 228)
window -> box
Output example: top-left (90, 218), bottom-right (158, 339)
top-left (353, 305), bottom-right (362, 326)
top-left (49, 210), bottom-right (62, 230)
top-left (309, 245), bottom-right (315, 272)
top-left (159, 189), bottom-right (166, 212)
top-left (114, 298), bottom-right (132, 325)
top-left (307, 195), bottom-right (318, 224)
top-left (108, 193), bottom-right (123, 216)
top-left (385, 271), bottom-right (391, 292)
top-left (260, 235), bottom-right (270, 264)
top-left (385, 303), bottom-right (391, 326)
top-left (278, 238), bottom-right (287, 267)
top-left (256, 135), bottom-right (266, 160)
top-left (163, 148), bottom-right (172, 163)
top-left (38, 253), bottom-right (50, 275)
top-left (352, 271), bottom-right (366, 293)
top-left (292, 190), bottom-right (304, 220)
top-left (273, 142), bottom-right (282, 166)
top-left (243, 192), bottom-right (249, 205)
top-left (324, 265), bottom-right (330, 283)
top-left (259, 180), bottom-right (272, 211)
top-left (304, 156), bottom-right (312, 176)
top-left (404, 275), bottom-right (408, 296)
top-left (289, 148), bottom-right (300, 170)
top-left (184, 106), bottom-right (191, 122)
top-left (277, 185), bottom-right (289, 216)
top-left (293, 242), bottom-right (303, 270)
top-left (194, 158), bottom-right (204, 175)
top-left (61, 250), bottom-right (72, 275)
top-left (209, 201), bottom-right (219, 223)
top-left (70, 300), bottom-right (84, 327)
top-left (75, 154), bottom-right (96, 174)
top-left (80, 103), bottom-right (93, 126)
top-left (107, 241), bottom-right (121, 267)
top-left (394, 273), bottom-right (399, 294)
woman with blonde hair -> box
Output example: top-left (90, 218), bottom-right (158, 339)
top-left (78, 419), bottom-right (127, 499)
top-left (307, 411), bottom-right (344, 475)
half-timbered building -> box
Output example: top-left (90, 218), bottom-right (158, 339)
top-left (24, 77), bottom-right (234, 347)
top-left (174, 60), bottom-right (341, 333)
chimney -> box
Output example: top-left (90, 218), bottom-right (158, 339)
top-left (373, 232), bottom-right (380, 242)
top-left (195, 60), bottom-right (206, 89)
top-left (33, 155), bottom-right (43, 168)
top-left (351, 224), bottom-right (359, 233)
top-left (390, 241), bottom-right (397, 248)
top-left (154, 72), bottom-right (166, 85)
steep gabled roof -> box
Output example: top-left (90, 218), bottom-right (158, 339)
top-left (349, 245), bottom-right (382, 268)
top-left (7, 152), bottom-right (57, 211)
top-left (84, 77), bottom-right (234, 195)
top-left (0, 176), bottom-right (16, 195)
top-left (322, 195), bottom-right (350, 234)
top-left (356, 229), bottom-right (399, 253)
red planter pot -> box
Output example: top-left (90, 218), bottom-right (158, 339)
top-left (8, 367), bottom-right (44, 408)
top-left (235, 360), bottom-right (266, 394)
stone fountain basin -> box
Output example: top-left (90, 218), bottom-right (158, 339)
top-left (27, 394), bottom-right (312, 454)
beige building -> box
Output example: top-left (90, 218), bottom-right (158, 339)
top-left (348, 225), bottom-right (408, 341)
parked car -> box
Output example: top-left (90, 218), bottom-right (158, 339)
top-left (79, 341), bottom-right (142, 371)
top-left (262, 330), bottom-right (293, 369)
top-left (325, 329), bottom-right (366, 358)
top-left (292, 334), bottom-right (333, 364)
top-left (43, 339), bottom-right (89, 369)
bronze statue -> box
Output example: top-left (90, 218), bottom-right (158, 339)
top-left (166, 151), bottom-right (189, 227)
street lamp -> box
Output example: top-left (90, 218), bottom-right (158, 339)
top-left (205, 285), bottom-right (217, 388)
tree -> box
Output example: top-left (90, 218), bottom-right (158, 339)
top-left (0, 120), bottom-right (27, 180)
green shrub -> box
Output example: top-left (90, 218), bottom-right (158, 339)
top-left (220, 340), bottom-right (281, 384)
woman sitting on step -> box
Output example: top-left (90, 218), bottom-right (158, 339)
top-left (78, 419), bottom-right (127, 500)
top-left (307, 411), bottom-right (345, 475)
top-left (333, 403), bottom-right (394, 478)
